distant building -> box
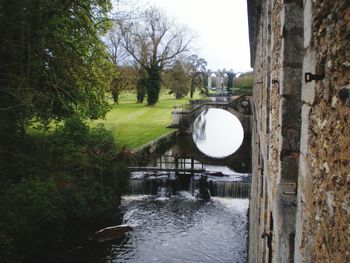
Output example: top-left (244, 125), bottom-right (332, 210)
top-left (247, 0), bottom-right (350, 262)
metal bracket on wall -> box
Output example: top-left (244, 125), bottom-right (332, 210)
top-left (304, 72), bottom-right (325, 83)
top-left (339, 87), bottom-right (350, 106)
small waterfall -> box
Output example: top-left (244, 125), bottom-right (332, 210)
top-left (208, 181), bottom-right (250, 198)
top-left (129, 179), bottom-right (159, 195)
top-left (129, 178), bottom-right (178, 197)
top-left (129, 175), bottom-right (251, 199)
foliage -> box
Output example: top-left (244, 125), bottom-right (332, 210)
top-left (0, 119), bottom-right (130, 263)
top-left (0, 0), bottom-right (115, 143)
top-left (136, 68), bottom-right (147, 103)
top-left (163, 61), bottom-right (191, 99)
top-left (145, 64), bottom-right (162, 105)
top-left (0, 1), bottom-right (132, 262)
top-left (233, 71), bottom-right (254, 93)
top-left (110, 66), bottom-right (138, 104)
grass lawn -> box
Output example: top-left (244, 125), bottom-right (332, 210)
top-left (94, 90), bottom-right (201, 150)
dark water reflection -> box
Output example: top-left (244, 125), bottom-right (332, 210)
top-left (192, 108), bottom-right (244, 158)
top-left (70, 195), bottom-right (248, 263)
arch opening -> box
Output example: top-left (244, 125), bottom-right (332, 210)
top-left (192, 108), bottom-right (244, 158)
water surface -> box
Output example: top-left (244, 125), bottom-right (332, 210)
top-left (105, 194), bottom-right (248, 263)
top-left (192, 109), bottom-right (244, 158)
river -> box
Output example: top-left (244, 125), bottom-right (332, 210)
top-left (69, 108), bottom-right (251, 263)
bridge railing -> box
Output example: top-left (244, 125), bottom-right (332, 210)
top-left (129, 155), bottom-right (205, 173)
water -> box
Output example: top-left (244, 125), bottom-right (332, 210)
top-left (80, 194), bottom-right (248, 263)
top-left (68, 124), bottom-right (251, 262)
top-left (69, 169), bottom-right (250, 263)
top-left (192, 108), bottom-right (244, 158)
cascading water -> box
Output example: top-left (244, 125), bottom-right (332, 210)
top-left (208, 181), bottom-right (250, 198)
top-left (129, 177), bottom-right (178, 197)
top-left (129, 170), bottom-right (251, 199)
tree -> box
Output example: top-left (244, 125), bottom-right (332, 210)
top-left (163, 61), bottom-right (190, 99)
top-left (110, 66), bottom-right (138, 104)
top-left (106, 24), bottom-right (130, 66)
top-left (233, 71), bottom-right (254, 93)
top-left (226, 71), bottom-right (235, 94)
top-left (187, 54), bottom-right (207, 98)
top-left (0, 0), bottom-right (115, 144)
top-left (116, 7), bottom-right (193, 105)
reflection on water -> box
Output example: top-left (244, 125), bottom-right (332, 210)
top-left (98, 195), bottom-right (248, 263)
top-left (192, 109), bottom-right (244, 158)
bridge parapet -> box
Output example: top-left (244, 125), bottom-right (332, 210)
top-left (169, 95), bottom-right (252, 134)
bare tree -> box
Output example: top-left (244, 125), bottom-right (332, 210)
top-left (106, 25), bottom-right (130, 65)
top-left (187, 54), bottom-right (207, 98)
top-left (116, 7), bottom-right (194, 105)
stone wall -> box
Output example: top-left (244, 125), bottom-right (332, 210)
top-left (247, 0), bottom-right (350, 262)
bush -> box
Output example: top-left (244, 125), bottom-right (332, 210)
top-left (0, 119), bottom-right (130, 262)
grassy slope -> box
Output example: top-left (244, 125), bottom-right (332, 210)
top-left (95, 91), bottom-right (199, 149)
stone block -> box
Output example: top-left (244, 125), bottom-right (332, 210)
top-left (280, 97), bottom-right (302, 127)
top-left (283, 3), bottom-right (303, 31)
top-left (298, 153), bottom-right (309, 180)
top-left (280, 154), bottom-right (299, 182)
top-left (304, 0), bottom-right (313, 48)
top-left (302, 51), bottom-right (317, 104)
top-left (281, 67), bottom-right (303, 96)
top-left (300, 104), bottom-right (311, 154)
top-left (283, 34), bottom-right (304, 66)
top-left (281, 127), bottom-right (300, 151)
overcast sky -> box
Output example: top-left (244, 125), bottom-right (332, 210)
top-left (113, 0), bottom-right (252, 72)
top-left (145, 0), bottom-right (252, 72)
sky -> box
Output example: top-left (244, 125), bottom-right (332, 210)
top-left (145, 0), bottom-right (252, 72)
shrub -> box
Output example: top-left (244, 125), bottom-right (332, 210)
top-left (0, 119), bottom-right (130, 262)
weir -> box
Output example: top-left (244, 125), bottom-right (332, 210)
top-left (129, 177), bottom-right (250, 199)
top-left (128, 153), bottom-right (251, 199)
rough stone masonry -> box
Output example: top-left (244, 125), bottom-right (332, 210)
top-left (247, 0), bottom-right (350, 262)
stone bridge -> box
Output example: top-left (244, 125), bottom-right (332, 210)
top-left (169, 95), bottom-right (252, 134)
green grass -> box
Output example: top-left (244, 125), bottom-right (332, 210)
top-left (94, 90), bottom-right (201, 149)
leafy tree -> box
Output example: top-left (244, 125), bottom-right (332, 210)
top-left (116, 7), bottom-right (193, 105)
top-left (0, 0), bottom-right (115, 144)
top-left (0, 120), bottom-right (130, 262)
top-left (233, 71), bottom-right (254, 93)
top-left (163, 61), bottom-right (190, 99)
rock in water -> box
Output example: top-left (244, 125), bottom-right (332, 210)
top-left (199, 175), bottom-right (211, 201)
top-left (92, 224), bottom-right (132, 242)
